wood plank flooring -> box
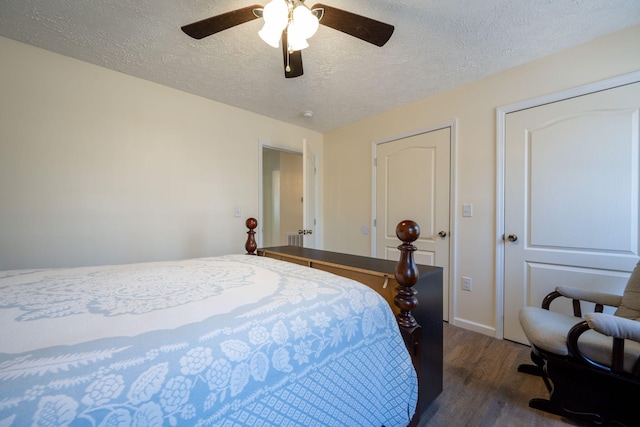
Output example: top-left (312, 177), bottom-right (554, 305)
top-left (418, 322), bottom-right (584, 426)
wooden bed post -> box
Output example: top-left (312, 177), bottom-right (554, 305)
top-left (245, 218), bottom-right (258, 255)
top-left (394, 220), bottom-right (422, 370)
top-left (395, 220), bottom-right (420, 328)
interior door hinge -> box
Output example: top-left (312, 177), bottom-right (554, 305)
top-left (374, 158), bottom-right (377, 167)
top-left (374, 219), bottom-right (377, 227)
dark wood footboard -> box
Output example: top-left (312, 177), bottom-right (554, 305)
top-left (245, 218), bottom-right (443, 425)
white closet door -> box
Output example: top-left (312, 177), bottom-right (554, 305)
top-left (503, 82), bottom-right (640, 344)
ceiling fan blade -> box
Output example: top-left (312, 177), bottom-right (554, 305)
top-left (312, 4), bottom-right (394, 47)
top-left (282, 32), bottom-right (304, 78)
top-left (182, 5), bottom-right (262, 39)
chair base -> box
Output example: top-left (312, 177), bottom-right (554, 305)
top-left (528, 397), bottom-right (604, 425)
top-left (518, 350), bottom-right (546, 376)
top-left (520, 351), bottom-right (639, 427)
top-left (517, 363), bottom-right (543, 376)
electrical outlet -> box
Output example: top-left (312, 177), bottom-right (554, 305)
top-left (234, 207), bottom-right (241, 217)
top-left (462, 276), bottom-right (472, 291)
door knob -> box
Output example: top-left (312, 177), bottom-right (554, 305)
top-left (438, 231), bottom-right (447, 238)
top-left (507, 234), bottom-right (518, 242)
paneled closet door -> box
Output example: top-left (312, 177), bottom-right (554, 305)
top-left (375, 127), bottom-right (451, 321)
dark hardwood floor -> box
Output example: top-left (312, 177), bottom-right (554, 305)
top-left (419, 322), bottom-right (584, 426)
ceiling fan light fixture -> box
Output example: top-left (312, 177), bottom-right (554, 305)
top-left (258, 0), bottom-right (318, 51)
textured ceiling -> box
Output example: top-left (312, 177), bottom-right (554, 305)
top-left (1, 0), bottom-right (639, 132)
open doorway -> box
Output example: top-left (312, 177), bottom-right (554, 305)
top-left (262, 147), bottom-right (303, 247)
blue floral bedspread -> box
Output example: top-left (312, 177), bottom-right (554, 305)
top-left (0, 255), bottom-right (417, 427)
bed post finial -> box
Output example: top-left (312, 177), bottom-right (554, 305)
top-left (245, 218), bottom-right (258, 255)
top-left (394, 219), bottom-right (420, 329)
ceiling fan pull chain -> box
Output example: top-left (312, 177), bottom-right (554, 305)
top-left (285, 50), bottom-right (291, 72)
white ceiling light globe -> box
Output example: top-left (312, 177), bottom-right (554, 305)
top-left (262, 0), bottom-right (288, 32)
top-left (292, 5), bottom-right (319, 39)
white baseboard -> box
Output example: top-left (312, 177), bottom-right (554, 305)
top-left (450, 317), bottom-right (496, 337)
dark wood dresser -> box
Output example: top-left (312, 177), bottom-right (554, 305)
top-left (257, 246), bottom-right (443, 416)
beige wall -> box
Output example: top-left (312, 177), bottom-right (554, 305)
top-left (0, 36), bottom-right (322, 269)
top-left (323, 25), bottom-right (640, 335)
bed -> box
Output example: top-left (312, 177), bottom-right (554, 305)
top-left (0, 219), bottom-right (429, 427)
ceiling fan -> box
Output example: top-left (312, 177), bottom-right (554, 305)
top-left (181, 0), bottom-right (394, 78)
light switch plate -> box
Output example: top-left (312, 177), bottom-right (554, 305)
top-left (463, 204), bottom-right (473, 217)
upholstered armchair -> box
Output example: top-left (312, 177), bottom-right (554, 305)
top-left (518, 262), bottom-right (640, 426)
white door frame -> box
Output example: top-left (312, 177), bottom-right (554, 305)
top-left (495, 71), bottom-right (640, 339)
top-left (371, 120), bottom-right (458, 323)
top-left (303, 139), bottom-right (319, 248)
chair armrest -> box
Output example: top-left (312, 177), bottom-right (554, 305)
top-left (567, 314), bottom-right (640, 374)
top-left (542, 286), bottom-right (623, 316)
top-left (555, 286), bottom-right (623, 308)
top-left (584, 313), bottom-right (640, 342)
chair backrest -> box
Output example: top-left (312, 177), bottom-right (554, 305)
top-left (615, 261), bottom-right (640, 320)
